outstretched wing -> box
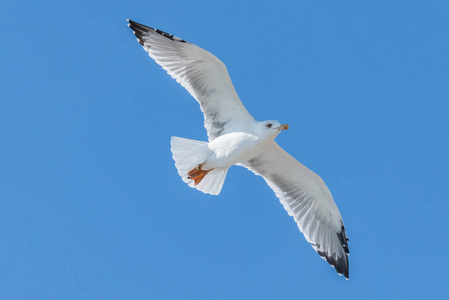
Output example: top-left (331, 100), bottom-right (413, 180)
top-left (128, 20), bottom-right (254, 141)
top-left (240, 142), bottom-right (350, 279)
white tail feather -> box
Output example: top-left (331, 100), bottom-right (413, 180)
top-left (170, 136), bottom-right (228, 195)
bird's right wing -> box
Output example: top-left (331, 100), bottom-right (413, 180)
top-left (128, 20), bottom-right (254, 141)
top-left (240, 142), bottom-right (349, 278)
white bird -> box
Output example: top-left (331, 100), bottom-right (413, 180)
top-left (128, 19), bottom-right (349, 279)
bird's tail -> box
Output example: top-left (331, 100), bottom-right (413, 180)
top-left (170, 136), bottom-right (228, 195)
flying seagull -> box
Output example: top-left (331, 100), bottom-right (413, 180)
top-left (127, 19), bottom-right (349, 279)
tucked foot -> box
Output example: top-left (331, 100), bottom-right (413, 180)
top-left (187, 163), bottom-right (213, 185)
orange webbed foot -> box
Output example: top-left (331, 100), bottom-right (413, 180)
top-left (187, 163), bottom-right (213, 185)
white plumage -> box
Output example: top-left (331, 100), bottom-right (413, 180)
top-left (128, 19), bottom-right (349, 279)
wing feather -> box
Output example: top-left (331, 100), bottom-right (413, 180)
top-left (128, 20), bottom-right (253, 140)
top-left (241, 142), bottom-right (350, 278)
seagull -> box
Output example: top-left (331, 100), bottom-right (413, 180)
top-left (127, 19), bottom-right (349, 279)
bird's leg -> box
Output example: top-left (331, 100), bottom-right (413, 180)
top-left (187, 162), bottom-right (213, 185)
top-left (195, 162), bottom-right (205, 170)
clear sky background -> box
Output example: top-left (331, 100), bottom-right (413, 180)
top-left (2, 0), bottom-right (449, 299)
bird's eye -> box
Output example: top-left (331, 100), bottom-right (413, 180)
top-left (266, 123), bottom-right (272, 128)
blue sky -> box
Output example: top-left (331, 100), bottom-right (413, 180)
top-left (2, 0), bottom-right (449, 299)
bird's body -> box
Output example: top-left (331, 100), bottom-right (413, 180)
top-left (205, 121), bottom-right (285, 169)
top-left (128, 19), bottom-right (350, 279)
top-left (207, 132), bottom-right (264, 168)
top-left (171, 120), bottom-right (288, 194)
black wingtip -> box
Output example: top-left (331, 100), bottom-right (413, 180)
top-left (317, 225), bottom-right (350, 279)
top-left (336, 225), bottom-right (350, 279)
top-left (127, 19), bottom-right (187, 44)
top-left (127, 19), bottom-right (154, 32)
top-left (318, 249), bottom-right (349, 280)
top-left (337, 226), bottom-right (350, 255)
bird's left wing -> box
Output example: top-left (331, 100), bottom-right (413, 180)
top-left (128, 20), bottom-right (254, 141)
top-left (240, 142), bottom-right (350, 279)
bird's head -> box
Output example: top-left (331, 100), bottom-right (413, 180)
top-left (259, 120), bottom-right (289, 139)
